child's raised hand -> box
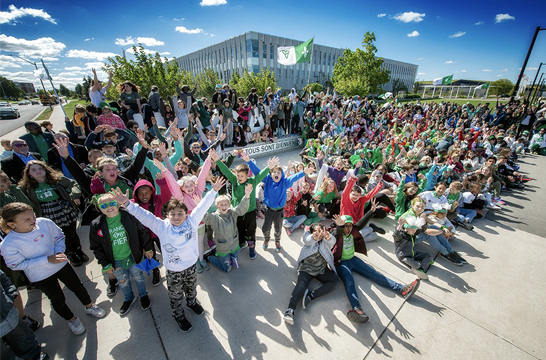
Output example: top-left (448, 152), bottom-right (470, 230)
top-left (304, 165), bottom-right (314, 174)
top-left (244, 183), bottom-right (253, 198)
top-left (240, 151), bottom-right (251, 163)
top-left (190, 193), bottom-right (201, 204)
top-left (332, 214), bottom-right (345, 227)
top-left (209, 148), bottom-right (219, 162)
top-left (53, 137), bottom-right (70, 158)
top-left (370, 197), bottom-right (378, 212)
top-left (110, 187), bottom-right (130, 206)
top-left (153, 159), bottom-right (167, 172)
top-left (219, 133), bottom-right (227, 141)
top-left (158, 143), bottom-right (168, 159)
top-left (155, 172), bottom-right (165, 180)
top-left (125, 148), bottom-right (133, 157)
top-left (212, 177), bottom-right (226, 192)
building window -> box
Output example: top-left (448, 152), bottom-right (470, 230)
top-left (235, 46), bottom-right (238, 59)
top-left (246, 39), bottom-right (258, 57)
top-left (262, 43), bottom-right (267, 59)
top-left (270, 44), bottom-right (274, 60)
top-left (253, 65), bottom-right (260, 74)
top-left (328, 54), bottom-right (331, 66)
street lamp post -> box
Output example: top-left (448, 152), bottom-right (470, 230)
top-left (9, 54), bottom-right (52, 110)
top-left (527, 63), bottom-right (544, 101)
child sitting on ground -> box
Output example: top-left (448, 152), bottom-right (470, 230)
top-left (283, 189), bottom-right (306, 236)
top-left (202, 184), bottom-right (252, 272)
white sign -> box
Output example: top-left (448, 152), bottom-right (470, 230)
top-left (221, 137), bottom-right (303, 160)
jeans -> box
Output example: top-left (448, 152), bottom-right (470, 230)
top-left (208, 249), bottom-right (239, 272)
top-left (336, 257), bottom-right (403, 308)
top-left (237, 210), bottom-right (257, 248)
top-left (458, 208), bottom-right (477, 223)
top-left (283, 215), bottom-right (307, 230)
top-left (34, 263), bottom-right (91, 320)
top-left (416, 230), bottom-right (454, 255)
top-left (359, 226), bottom-right (378, 243)
top-left (113, 260), bottom-right (148, 302)
top-left (262, 207), bottom-right (284, 242)
top-left (1, 318), bottom-right (41, 360)
top-left (287, 268), bottom-right (339, 310)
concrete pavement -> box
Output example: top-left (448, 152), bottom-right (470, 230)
top-left (14, 107), bottom-right (546, 360)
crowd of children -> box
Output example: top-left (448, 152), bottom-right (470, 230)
top-left (0, 77), bottom-right (543, 358)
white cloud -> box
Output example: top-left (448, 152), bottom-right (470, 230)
top-left (377, 13), bottom-right (386, 18)
top-left (0, 4), bottom-right (57, 25)
top-left (173, 17), bottom-right (185, 21)
top-left (0, 34), bottom-right (65, 59)
top-left (527, 67), bottom-right (538, 71)
top-left (115, 36), bottom-right (135, 46)
top-left (495, 13), bottom-right (515, 23)
top-left (482, 69), bottom-right (493, 72)
top-left (500, 68), bottom-right (509, 72)
top-left (418, 72), bottom-right (426, 75)
top-left (200, 0), bottom-right (227, 5)
top-left (445, 60), bottom-right (455, 64)
top-left (84, 62), bottom-right (104, 69)
top-left (175, 26), bottom-right (204, 34)
top-left (393, 11), bottom-right (425, 23)
top-left (460, 70), bottom-right (467, 73)
top-left (407, 31), bottom-right (420, 37)
top-left (497, 75), bottom-right (503, 77)
top-left (84, 38), bottom-right (94, 42)
top-left (475, 21), bottom-right (484, 25)
top-left (126, 48), bottom-right (170, 56)
top-left (64, 66), bottom-right (83, 71)
top-left (210, 34), bottom-right (216, 37)
top-left (66, 49), bottom-right (116, 61)
top-left (449, 31), bottom-right (466, 38)
top-left (416, 57), bottom-right (424, 60)
top-left (137, 37), bottom-right (164, 46)
top-left (115, 36), bottom-right (164, 46)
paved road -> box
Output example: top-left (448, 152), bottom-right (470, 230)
top-left (0, 103), bottom-right (49, 137)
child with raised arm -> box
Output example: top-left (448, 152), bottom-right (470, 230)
top-left (260, 159), bottom-right (313, 253)
top-left (202, 184), bottom-right (252, 272)
top-left (109, 177), bottom-right (225, 333)
top-left (212, 150), bottom-right (272, 259)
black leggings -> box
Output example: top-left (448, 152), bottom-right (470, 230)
top-left (34, 264), bottom-right (91, 320)
top-left (60, 221), bottom-right (82, 254)
top-left (237, 210), bottom-right (257, 247)
top-left (288, 268), bottom-right (339, 310)
top-left (365, 192), bottom-right (395, 219)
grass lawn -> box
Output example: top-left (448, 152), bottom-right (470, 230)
top-left (35, 99), bottom-right (87, 121)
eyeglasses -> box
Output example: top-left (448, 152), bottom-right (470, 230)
top-left (99, 201), bottom-right (118, 209)
top-left (192, 146), bottom-right (201, 150)
top-left (13, 143), bottom-right (28, 147)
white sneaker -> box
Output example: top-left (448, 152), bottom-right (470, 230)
top-left (85, 304), bottom-right (106, 318)
top-left (68, 317), bottom-right (86, 335)
top-left (411, 267), bottom-right (429, 280)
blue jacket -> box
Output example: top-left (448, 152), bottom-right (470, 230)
top-left (0, 271), bottom-right (19, 337)
top-left (262, 170), bottom-right (305, 209)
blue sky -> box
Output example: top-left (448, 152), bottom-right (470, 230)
top-left (1, 0), bottom-right (545, 91)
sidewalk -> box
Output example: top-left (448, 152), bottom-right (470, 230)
top-left (16, 151), bottom-right (546, 360)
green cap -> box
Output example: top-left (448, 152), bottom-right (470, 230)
top-left (341, 215), bottom-right (354, 224)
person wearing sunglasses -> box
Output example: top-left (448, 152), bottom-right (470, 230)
top-left (1, 140), bottom-right (43, 183)
top-left (89, 192), bottom-right (153, 317)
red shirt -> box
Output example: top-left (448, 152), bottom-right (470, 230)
top-left (340, 177), bottom-right (383, 222)
top-left (284, 190), bottom-right (302, 218)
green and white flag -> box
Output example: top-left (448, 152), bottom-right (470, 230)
top-left (277, 37), bottom-right (314, 66)
top-left (475, 82), bottom-right (490, 90)
top-left (432, 74), bottom-right (453, 85)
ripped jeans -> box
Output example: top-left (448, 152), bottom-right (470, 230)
top-left (113, 260), bottom-right (148, 302)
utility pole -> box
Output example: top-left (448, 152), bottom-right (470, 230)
top-left (511, 26), bottom-right (545, 102)
top-left (9, 54), bottom-right (52, 110)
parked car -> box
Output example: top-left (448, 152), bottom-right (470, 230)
top-left (31, 99), bottom-right (40, 105)
top-left (0, 101), bottom-right (9, 107)
top-left (0, 106), bottom-right (20, 119)
top-left (18, 100), bottom-right (31, 105)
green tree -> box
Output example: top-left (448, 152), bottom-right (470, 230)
top-left (74, 84), bottom-right (83, 99)
top-left (413, 81), bottom-right (423, 93)
top-left (332, 32), bottom-right (390, 97)
top-left (230, 70), bottom-right (241, 90)
top-left (59, 84), bottom-right (71, 97)
top-left (194, 68), bottom-right (221, 99)
top-left (304, 82), bottom-right (323, 94)
top-left (0, 76), bottom-right (25, 98)
top-left (104, 44), bottom-right (192, 101)
top-left (81, 76), bottom-right (92, 101)
top-left (391, 79), bottom-right (408, 94)
top-left (490, 79), bottom-right (514, 96)
top-left (230, 68), bottom-right (277, 98)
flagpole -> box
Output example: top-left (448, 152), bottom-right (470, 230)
top-left (484, 84), bottom-right (490, 99)
top-left (307, 36), bottom-right (315, 87)
top-left (41, 59), bottom-right (67, 118)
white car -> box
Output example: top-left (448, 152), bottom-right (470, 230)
top-left (18, 100), bottom-right (31, 105)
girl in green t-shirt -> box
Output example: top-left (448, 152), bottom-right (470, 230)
top-left (18, 161), bottom-right (86, 267)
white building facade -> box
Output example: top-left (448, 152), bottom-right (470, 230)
top-left (175, 31), bottom-right (418, 93)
